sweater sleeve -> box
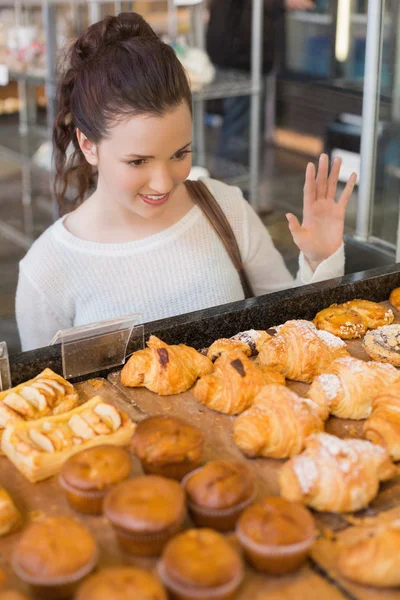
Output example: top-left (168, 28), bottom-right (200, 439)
top-left (241, 195), bottom-right (345, 296)
top-left (16, 265), bottom-right (73, 352)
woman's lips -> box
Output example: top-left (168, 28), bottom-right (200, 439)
top-left (139, 193), bottom-right (170, 206)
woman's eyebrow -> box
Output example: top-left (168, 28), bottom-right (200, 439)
top-left (123, 142), bottom-right (192, 160)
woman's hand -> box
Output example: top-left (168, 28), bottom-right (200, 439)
top-left (286, 154), bottom-right (357, 271)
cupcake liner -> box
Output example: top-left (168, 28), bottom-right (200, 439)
top-left (235, 525), bottom-right (317, 556)
top-left (157, 559), bottom-right (244, 600)
top-left (59, 474), bottom-right (106, 515)
top-left (59, 474), bottom-right (106, 499)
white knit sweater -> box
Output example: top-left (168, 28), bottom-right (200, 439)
top-left (16, 178), bottom-right (345, 351)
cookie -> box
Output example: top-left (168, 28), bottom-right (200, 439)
top-left (364, 325), bottom-right (400, 366)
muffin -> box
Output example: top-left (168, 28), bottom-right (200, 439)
top-left (0, 592), bottom-right (31, 600)
top-left (75, 566), bottom-right (167, 600)
top-left (104, 476), bottom-right (186, 556)
top-left (12, 516), bottom-right (98, 599)
top-left (131, 416), bottom-right (205, 480)
top-left (236, 497), bottom-right (316, 575)
top-left (59, 445), bottom-right (132, 514)
top-left (158, 529), bottom-right (244, 600)
top-left (182, 460), bottom-right (256, 531)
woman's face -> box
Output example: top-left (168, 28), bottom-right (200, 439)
top-left (95, 101), bottom-right (193, 220)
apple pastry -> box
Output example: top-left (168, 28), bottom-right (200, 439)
top-left (389, 287), bottom-right (400, 312)
top-left (0, 487), bottom-right (21, 536)
top-left (313, 305), bottom-right (367, 340)
top-left (121, 336), bottom-right (213, 395)
top-left (0, 368), bottom-right (79, 444)
top-left (1, 396), bottom-right (135, 483)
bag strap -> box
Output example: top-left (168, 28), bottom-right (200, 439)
top-left (184, 179), bottom-right (254, 299)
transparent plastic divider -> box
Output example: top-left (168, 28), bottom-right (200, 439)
top-left (50, 314), bottom-right (144, 380)
top-left (0, 342), bottom-right (11, 391)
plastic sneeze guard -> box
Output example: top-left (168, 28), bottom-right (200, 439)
top-left (50, 314), bottom-right (144, 380)
top-left (0, 341), bottom-right (11, 391)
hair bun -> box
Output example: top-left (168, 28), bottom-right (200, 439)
top-left (71, 13), bottom-right (158, 68)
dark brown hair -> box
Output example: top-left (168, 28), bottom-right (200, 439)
top-left (53, 12), bottom-right (192, 214)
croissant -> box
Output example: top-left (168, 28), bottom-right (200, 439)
top-left (337, 522), bottom-right (400, 587)
top-left (364, 381), bottom-right (400, 460)
top-left (307, 357), bottom-right (400, 421)
top-left (0, 368), bottom-right (79, 444)
top-left (233, 384), bottom-right (323, 458)
top-left (256, 320), bottom-right (349, 383)
top-left (207, 330), bottom-right (271, 361)
top-left (279, 433), bottom-right (396, 513)
top-left (0, 487), bottom-right (21, 536)
top-left (193, 350), bottom-right (285, 415)
top-left (121, 336), bottom-right (213, 395)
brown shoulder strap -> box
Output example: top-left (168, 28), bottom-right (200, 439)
top-left (184, 179), bottom-right (254, 299)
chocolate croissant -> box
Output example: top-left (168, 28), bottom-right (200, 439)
top-left (207, 330), bottom-right (270, 361)
top-left (307, 356), bottom-right (400, 421)
top-left (121, 336), bottom-right (213, 395)
top-left (233, 384), bottom-right (323, 459)
top-left (193, 350), bottom-right (285, 415)
top-left (256, 320), bottom-right (349, 383)
top-left (279, 433), bottom-right (396, 513)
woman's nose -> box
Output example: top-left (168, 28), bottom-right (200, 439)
top-left (148, 166), bottom-right (174, 194)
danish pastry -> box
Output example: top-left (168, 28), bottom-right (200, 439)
top-left (307, 356), bottom-right (400, 420)
top-left (0, 487), bottom-right (21, 536)
top-left (364, 325), bottom-right (400, 366)
top-left (364, 380), bottom-right (400, 460)
top-left (389, 287), bottom-right (400, 311)
top-left (193, 350), bottom-right (285, 415)
top-left (1, 396), bottom-right (135, 483)
top-left (337, 522), bottom-right (400, 587)
top-left (0, 368), bottom-right (79, 443)
top-left (343, 299), bottom-right (394, 329)
top-left (279, 433), bottom-right (396, 513)
top-left (121, 336), bottom-right (213, 395)
top-left (233, 384), bottom-right (323, 458)
top-left (313, 305), bottom-right (366, 339)
top-left (207, 330), bottom-right (270, 361)
top-left (256, 320), bottom-right (348, 383)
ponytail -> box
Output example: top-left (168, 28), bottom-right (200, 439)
top-left (52, 13), bottom-right (192, 215)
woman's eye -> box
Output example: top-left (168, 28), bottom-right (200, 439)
top-left (174, 150), bottom-right (192, 161)
top-left (128, 159), bottom-right (147, 167)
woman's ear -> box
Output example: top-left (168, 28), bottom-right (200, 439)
top-left (76, 129), bottom-right (98, 166)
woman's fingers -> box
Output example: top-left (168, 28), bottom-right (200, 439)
top-left (326, 156), bottom-right (342, 201)
top-left (338, 172), bottom-right (358, 212)
top-left (316, 154), bottom-right (329, 200)
top-left (286, 212), bottom-right (302, 234)
top-left (303, 162), bottom-right (316, 212)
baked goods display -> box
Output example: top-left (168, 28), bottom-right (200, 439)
top-left (206, 329), bottom-right (270, 361)
top-left (104, 476), bottom-right (186, 556)
top-left (75, 566), bottom-right (167, 600)
top-left (59, 445), bottom-right (132, 514)
top-left (0, 487), bottom-right (21, 537)
top-left (364, 324), bottom-right (400, 366)
top-left (0, 368), bottom-right (79, 443)
top-left (337, 521), bottom-right (400, 587)
top-left (157, 528), bottom-right (244, 600)
top-left (193, 349), bottom-right (285, 415)
top-left (313, 305), bottom-right (367, 339)
top-left (307, 356), bottom-right (400, 420)
top-left (364, 380), bottom-right (400, 460)
top-left (1, 396), bottom-right (135, 483)
top-left (131, 415), bottom-right (204, 480)
top-left (256, 320), bottom-right (348, 383)
top-left (182, 460), bottom-right (256, 531)
top-left (236, 497), bottom-right (316, 575)
top-left (279, 433), bottom-right (396, 512)
top-left (121, 335), bottom-right (213, 395)
top-left (389, 287), bottom-right (400, 311)
top-left (233, 384), bottom-right (323, 458)
top-left (12, 516), bottom-right (98, 599)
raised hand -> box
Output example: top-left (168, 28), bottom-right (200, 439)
top-left (286, 154), bottom-right (357, 271)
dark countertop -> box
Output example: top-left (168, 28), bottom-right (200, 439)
top-left (9, 262), bottom-right (400, 386)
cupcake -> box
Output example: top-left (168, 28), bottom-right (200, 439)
top-left (12, 516), bottom-right (98, 599)
top-left (75, 566), bottom-right (167, 600)
top-left (131, 416), bottom-right (205, 480)
top-left (59, 445), bottom-right (132, 514)
top-left (236, 497), bottom-right (316, 575)
top-left (158, 529), bottom-right (244, 600)
top-left (182, 460), bottom-right (256, 531)
top-left (104, 476), bottom-right (186, 556)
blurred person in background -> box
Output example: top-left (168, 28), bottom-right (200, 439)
top-left (207, 0), bottom-right (315, 163)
